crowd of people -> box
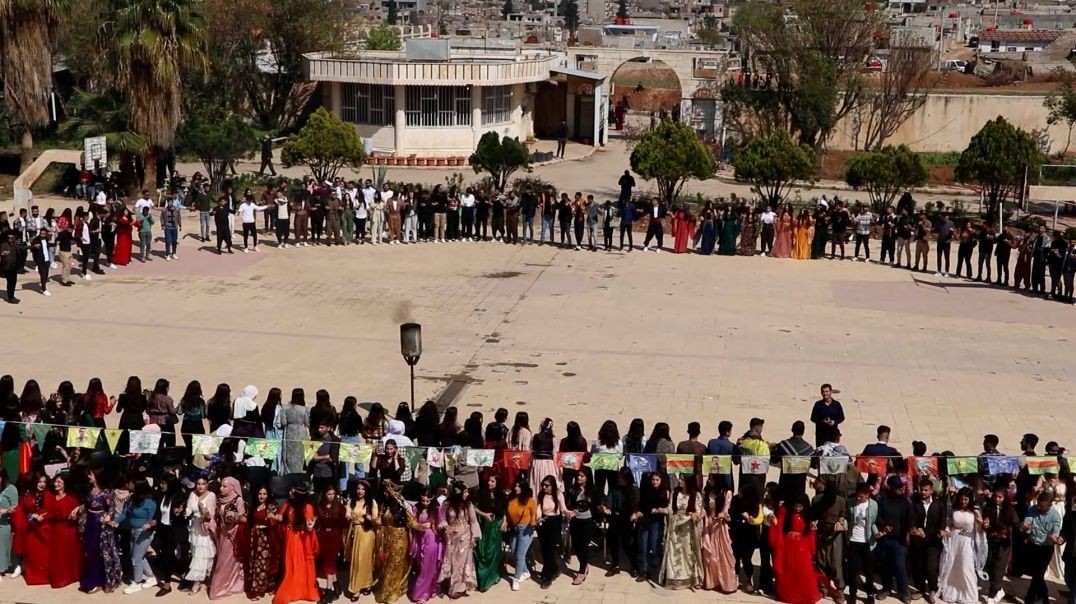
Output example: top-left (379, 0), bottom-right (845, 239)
top-left (1, 175), bottom-right (1074, 306)
top-left (0, 375), bottom-right (1072, 604)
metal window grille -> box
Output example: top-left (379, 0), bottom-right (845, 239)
top-left (341, 83), bottom-right (395, 126)
top-left (405, 85), bottom-right (471, 127)
top-left (481, 86), bottom-right (513, 125)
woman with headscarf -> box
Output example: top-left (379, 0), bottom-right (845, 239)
top-left (345, 480), bottom-right (379, 600)
top-left (232, 385), bottom-right (263, 438)
top-left (281, 388), bottom-right (310, 475)
top-left (273, 485), bottom-right (320, 604)
top-left (209, 476), bottom-right (246, 599)
top-left (439, 481), bottom-right (481, 598)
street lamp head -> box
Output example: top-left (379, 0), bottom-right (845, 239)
top-left (400, 322), bottom-right (422, 366)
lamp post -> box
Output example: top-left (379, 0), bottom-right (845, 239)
top-left (400, 323), bottom-right (422, 412)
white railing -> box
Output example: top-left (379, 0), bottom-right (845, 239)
top-left (304, 51), bottom-right (560, 86)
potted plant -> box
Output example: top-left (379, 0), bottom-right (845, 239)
top-left (406, 156), bottom-right (417, 167)
top-left (435, 157), bottom-right (447, 166)
top-left (416, 157), bottom-right (427, 167)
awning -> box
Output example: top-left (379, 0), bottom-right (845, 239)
top-left (550, 66), bottom-right (610, 82)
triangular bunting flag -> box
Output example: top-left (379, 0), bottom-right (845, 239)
top-left (1027, 456), bottom-right (1061, 475)
top-left (856, 456), bottom-right (888, 474)
top-left (192, 434), bottom-right (223, 457)
top-left (129, 430), bottom-right (161, 455)
top-left (302, 440), bottom-right (321, 463)
top-left (29, 423), bottom-right (51, 446)
top-left (946, 456), bottom-right (978, 475)
top-left (247, 438), bottom-right (281, 460)
top-left (986, 456), bottom-right (1020, 475)
top-left (819, 456), bottom-right (850, 475)
top-left (908, 456), bottom-right (938, 477)
top-left (662, 454), bottom-right (695, 474)
top-left (557, 451), bottom-right (585, 471)
top-left (742, 455), bottom-right (770, 475)
top-left (465, 449), bottom-right (495, 468)
top-left (781, 456), bottom-right (811, 475)
top-left (701, 455), bottom-right (733, 475)
top-left (104, 429), bottom-right (123, 453)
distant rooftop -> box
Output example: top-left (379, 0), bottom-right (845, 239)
top-left (978, 29), bottom-right (1066, 43)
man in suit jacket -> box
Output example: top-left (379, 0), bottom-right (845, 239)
top-left (910, 478), bottom-right (947, 602)
top-left (861, 425), bottom-right (902, 476)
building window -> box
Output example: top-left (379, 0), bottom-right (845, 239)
top-left (341, 83), bottom-right (395, 126)
top-left (405, 85), bottom-right (471, 127)
top-left (482, 86), bottom-right (513, 125)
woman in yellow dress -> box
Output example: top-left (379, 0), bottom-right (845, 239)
top-left (372, 483), bottom-right (411, 604)
top-left (793, 209), bottom-right (814, 260)
top-left (344, 480), bottom-right (380, 600)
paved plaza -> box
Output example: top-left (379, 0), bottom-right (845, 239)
top-left (0, 234), bottom-right (1074, 604)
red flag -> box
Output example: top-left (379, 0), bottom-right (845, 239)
top-left (908, 456), bottom-right (938, 477)
top-left (556, 452), bottom-right (585, 471)
top-left (856, 456), bottom-right (888, 474)
top-left (504, 451), bottom-right (532, 471)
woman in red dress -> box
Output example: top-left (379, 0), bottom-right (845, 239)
top-left (768, 494), bottom-right (821, 604)
top-left (113, 208), bottom-right (134, 266)
top-left (316, 485), bottom-right (347, 601)
top-left (45, 474), bottom-right (84, 588)
top-left (671, 208), bottom-right (696, 254)
top-left (16, 473), bottom-right (51, 585)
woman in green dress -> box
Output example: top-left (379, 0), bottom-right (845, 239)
top-left (718, 205), bottom-right (741, 256)
top-left (0, 468), bottom-right (17, 574)
top-left (474, 474), bottom-right (506, 591)
top-left (373, 485), bottom-right (411, 604)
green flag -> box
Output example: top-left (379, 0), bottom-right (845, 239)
top-left (946, 456), bottom-right (978, 475)
top-left (588, 452), bottom-right (623, 471)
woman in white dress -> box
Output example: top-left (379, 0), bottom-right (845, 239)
top-left (182, 476), bottom-right (217, 595)
top-left (1045, 477), bottom-right (1067, 583)
top-left (936, 488), bottom-right (986, 604)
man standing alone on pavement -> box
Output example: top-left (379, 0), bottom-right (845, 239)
top-left (259, 136), bottom-right (276, 176)
top-left (809, 384), bottom-right (844, 447)
top-left (618, 170), bottom-right (635, 203)
top-left (555, 121), bottom-right (567, 159)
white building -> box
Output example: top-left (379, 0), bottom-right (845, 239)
top-left (304, 41), bottom-right (610, 160)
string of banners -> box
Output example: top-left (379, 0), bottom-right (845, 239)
top-left (10, 420), bottom-right (1071, 477)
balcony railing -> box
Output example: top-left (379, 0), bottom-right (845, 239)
top-left (304, 51), bottom-right (561, 86)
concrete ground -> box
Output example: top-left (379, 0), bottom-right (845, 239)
top-left (0, 229), bottom-right (1073, 604)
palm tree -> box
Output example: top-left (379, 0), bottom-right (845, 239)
top-left (112, 0), bottom-right (206, 190)
top-left (0, 0), bottom-right (68, 171)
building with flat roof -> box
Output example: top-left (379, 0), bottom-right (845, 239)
top-left (303, 40), bottom-right (610, 160)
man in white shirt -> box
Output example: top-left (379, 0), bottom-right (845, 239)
top-left (760, 205), bottom-right (777, 255)
top-left (94, 189), bottom-right (108, 207)
top-left (846, 483), bottom-right (879, 604)
top-left (273, 190), bottom-right (291, 247)
top-left (460, 187), bottom-right (477, 240)
top-left (237, 196), bottom-right (268, 252)
top-left (360, 180), bottom-right (377, 243)
top-left (134, 189), bottom-right (154, 214)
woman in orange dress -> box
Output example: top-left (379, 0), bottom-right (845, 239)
top-left (272, 486), bottom-right (320, 604)
top-left (793, 209), bottom-right (814, 260)
top-left (771, 205), bottom-right (794, 259)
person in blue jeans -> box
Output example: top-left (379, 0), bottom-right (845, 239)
top-left (160, 204), bottom-right (182, 260)
top-left (875, 475), bottom-right (914, 602)
top-left (633, 472), bottom-right (669, 582)
top-left (507, 481), bottom-right (538, 591)
top-left (115, 479), bottom-right (159, 594)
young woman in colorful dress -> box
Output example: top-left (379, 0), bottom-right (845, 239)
top-left (409, 488), bottom-right (444, 604)
top-left (344, 480), bottom-right (378, 600)
top-left (244, 485), bottom-right (280, 600)
top-left (273, 486), bottom-right (320, 604)
top-left (315, 485), bottom-right (347, 603)
top-left (439, 482), bottom-right (481, 598)
top-left (209, 476), bottom-right (246, 600)
top-left (182, 476), bottom-right (217, 595)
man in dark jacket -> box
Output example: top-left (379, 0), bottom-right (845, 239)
top-left (0, 232), bottom-right (19, 304)
top-left (772, 421), bottom-right (814, 503)
top-left (875, 475), bottom-right (913, 603)
top-left (909, 478), bottom-right (947, 602)
top-left (983, 485), bottom-right (1021, 604)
